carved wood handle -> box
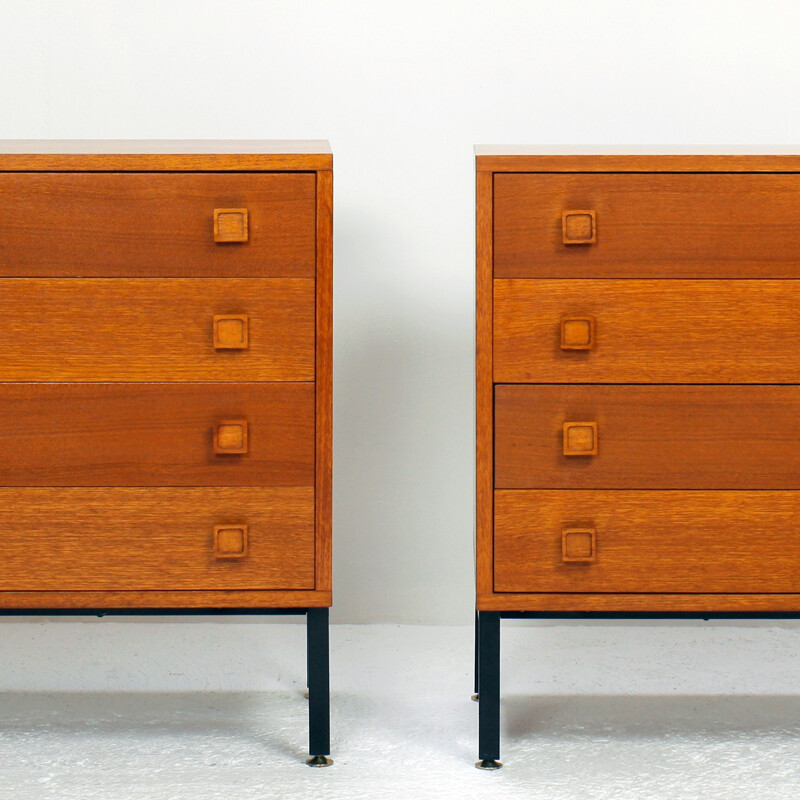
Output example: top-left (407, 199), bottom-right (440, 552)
top-left (563, 421), bottom-right (598, 456)
top-left (562, 527), bottom-right (596, 563)
top-left (214, 419), bottom-right (248, 454)
top-left (561, 315), bottom-right (595, 350)
top-left (562, 210), bottom-right (596, 244)
top-left (214, 208), bottom-right (249, 242)
top-left (214, 524), bottom-right (248, 559)
top-left (214, 314), bottom-right (249, 350)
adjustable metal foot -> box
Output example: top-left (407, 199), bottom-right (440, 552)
top-left (475, 759), bottom-right (503, 770)
top-left (306, 755), bottom-right (334, 767)
top-left (471, 693), bottom-right (479, 702)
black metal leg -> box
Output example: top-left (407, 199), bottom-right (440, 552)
top-left (476, 611), bottom-right (502, 769)
top-left (306, 607), bottom-right (333, 766)
top-left (304, 614), bottom-right (311, 700)
top-left (472, 609), bottom-right (480, 700)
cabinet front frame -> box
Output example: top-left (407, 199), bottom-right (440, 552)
top-left (476, 156), bottom-right (800, 613)
top-left (0, 151), bottom-right (332, 610)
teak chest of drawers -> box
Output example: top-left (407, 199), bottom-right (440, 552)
top-left (0, 140), bottom-right (333, 765)
top-left (474, 148), bottom-right (800, 768)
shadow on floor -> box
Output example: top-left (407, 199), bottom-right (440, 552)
top-left (503, 693), bottom-right (800, 740)
top-left (0, 691), bottom-right (308, 761)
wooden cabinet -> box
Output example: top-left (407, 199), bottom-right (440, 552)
top-left (475, 148), bottom-right (800, 768)
top-left (0, 141), bottom-right (333, 765)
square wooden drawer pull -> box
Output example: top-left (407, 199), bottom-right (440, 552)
top-left (214, 524), bottom-right (248, 559)
top-left (562, 527), bottom-right (596, 563)
top-left (563, 421), bottom-right (598, 456)
top-left (214, 208), bottom-right (249, 242)
top-left (214, 419), bottom-right (248, 454)
top-left (561, 316), bottom-right (595, 350)
top-left (213, 314), bottom-right (249, 350)
top-left (562, 210), bottom-right (596, 244)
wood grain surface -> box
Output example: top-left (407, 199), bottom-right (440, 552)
top-left (0, 139), bottom-right (332, 171)
top-left (0, 173), bottom-right (315, 277)
top-left (480, 153), bottom-right (800, 614)
top-left (475, 148), bottom-right (800, 173)
top-left (0, 148), bottom-right (334, 611)
top-left (315, 170), bottom-right (333, 594)
top-left (494, 173), bottom-right (800, 278)
top-left (494, 279), bottom-right (800, 383)
top-left (0, 382), bottom-right (314, 486)
top-left (0, 278), bottom-right (314, 381)
top-left (495, 384), bottom-right (800, 489)
top-left (476, 170), bottom-right (495, 598)
top-left (494, 490), bottom-right (800, 594)
top-left (0, 487), bottom-right (314, 591)
top-left (0, 590), bottom-right (332, 610)
top-left (476, 593), bottom-right (800, 613)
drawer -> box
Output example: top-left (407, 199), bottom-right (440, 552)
top-left (0, 383), bottom-right (314, 486)
top-left (494, 490), bottom-right (800, 594)
top-left (494, 279), bottom-right (800, 383)
top-left (0, 278), bottom-right (314, 382)
top-left (0, 172), bottom-right (315, 277)
top-left (495, 384), bottom-right (800, 489)
top-left (0, 487), bottom-right (314, 591)
top-left (493, 173), bottom-right (800, 278)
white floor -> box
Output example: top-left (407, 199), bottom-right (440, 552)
top-left (2, 622), bottom-right (800, 799)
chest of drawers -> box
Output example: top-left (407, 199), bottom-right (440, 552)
top-left (474, 148), bottom-right (800, 768)
top-left (0, 140), bottom-right (333, 765)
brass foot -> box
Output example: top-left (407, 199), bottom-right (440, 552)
top-left (475, 759), bottom-right (502, 770)
top-left (306, 755), bottom-right (334, 767)
top-left (471, 693), bottom-right (479, 702)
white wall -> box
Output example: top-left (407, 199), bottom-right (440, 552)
top-left (1, 0), bottom-right (799, 625)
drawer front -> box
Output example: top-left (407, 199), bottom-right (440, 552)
top-left (0, 487), bottom-right (314, 591)
top-left (494, 173), bottom-right (800, 278)
top-left (494, 279), bottom-right (800, 384)
top-left (0, 278), bottom-right (314, 382)
top-left (495, 490), bottom-right (800, 593)
top-left (0, 383), bottom-right (314, 486)
top-left (495, 384), bottom-right (800, 489)
top-left (0, 172), bottom-right (315, 277)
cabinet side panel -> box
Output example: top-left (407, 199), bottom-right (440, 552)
top-left (315, 169), bottom-right (333, 597)
top-left (476, 170), bottom-right (494, 601)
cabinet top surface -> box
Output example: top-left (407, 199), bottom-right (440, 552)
top-left (0, 140), bottom-right (332, 171)
top-left (475, 145), bottom-right (800, 172)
